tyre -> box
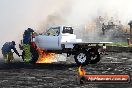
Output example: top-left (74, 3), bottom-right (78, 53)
top-left (74, 50), bottom-right (90, 66)
top-left (29, 46), bottom-right (39, 64)
top-left (89, 49), bottom-right (100, 64)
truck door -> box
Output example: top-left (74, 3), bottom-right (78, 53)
top-left (36, 27), bottom-right (61, 50)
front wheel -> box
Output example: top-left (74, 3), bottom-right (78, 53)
top-left (30, 46), bottom-right (39, 64)
top-left (74, 50), bottom-right (90, 66)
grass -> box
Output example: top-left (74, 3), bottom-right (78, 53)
top-left (106, 42), bottom-right (132, 47)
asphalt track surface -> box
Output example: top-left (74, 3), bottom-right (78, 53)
top-left (0, 52), bottom-right (132, 88)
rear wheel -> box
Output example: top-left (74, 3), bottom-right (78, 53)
top-left (89, 49), bottom-right (100, 64)
top-left (74, 50), bottom-right (90, 66)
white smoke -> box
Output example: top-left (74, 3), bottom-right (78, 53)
top-left (0, 0), bottom-right (72, 57)
top-left (66, 0), bottom-right (132, 25)
top-left (0, 0), bottom-right (132, 57)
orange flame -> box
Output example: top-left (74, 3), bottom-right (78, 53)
top-left (36, 49), bottom-right (56, 63)
top-left (78, 66), bottom-right (86, 76)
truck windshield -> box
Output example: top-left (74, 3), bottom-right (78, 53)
top-left (43, 27), bottom-right (60, 36)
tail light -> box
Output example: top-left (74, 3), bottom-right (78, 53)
top-left (31, 32), bottom-right (37, 48)
top-left (31, 32), bottom-right (35, 42)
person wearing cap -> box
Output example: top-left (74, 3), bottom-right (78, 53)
top-left (23, 28), bottom-right (34, 44)
top-left (1, 41), bottom-right (20, 63)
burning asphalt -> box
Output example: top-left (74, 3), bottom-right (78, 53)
top-left (0, 52), bottom-right (131, 88)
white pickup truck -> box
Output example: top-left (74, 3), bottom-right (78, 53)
top-left (20, 26), bottom-right (112, 66)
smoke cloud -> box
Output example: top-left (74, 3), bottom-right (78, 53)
top-left (0, 0), bottom-right (132, 57)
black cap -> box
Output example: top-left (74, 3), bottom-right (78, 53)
top-left (12, 41), bottom-right (16, 45)
top-left (27, 28), bottom-right (34, 32)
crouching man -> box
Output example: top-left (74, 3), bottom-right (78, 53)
top-left (1, 41), bottom-right (20, 63)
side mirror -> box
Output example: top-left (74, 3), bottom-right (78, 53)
top-left (47, 33), bottom-right (50, 36)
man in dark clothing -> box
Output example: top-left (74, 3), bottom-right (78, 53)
top-left (1, 41), bottom-right (20, 63)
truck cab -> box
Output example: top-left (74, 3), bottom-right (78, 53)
top-left (35, 26), bottom-right (82, 50)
